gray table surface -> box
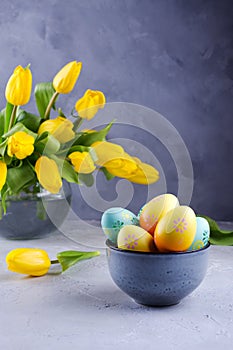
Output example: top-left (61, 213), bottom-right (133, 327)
top-left (0, 217), bottom-right (232, 350)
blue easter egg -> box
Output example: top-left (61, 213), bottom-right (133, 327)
top-left (101, 207), bottom-right (139, 244)
top-left (187, 217), bottom-right (210, 251)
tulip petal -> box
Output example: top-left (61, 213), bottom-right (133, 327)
top-left (127, 160), bottom-right (160, 184)
top-left (5, 65), bottom-right (32, 106)
top-left (35, 156), bottom-right (62, 193)
top-left (38, 117), bottom-right (74, 143)
top-left (53, 61), bottom-right (82, 94)
top-left (0, 160), bottom-right (7, 190)
top-left (92, 141), bottom-right (124, 166)
top-left (69, 151), bottom-right (96, 174)
top-left (7, 131), bottom-right (35, 160)
top-left (6, 248), bottom-right (51, 277)
top-left (75, 89), bottom-right (106, 120)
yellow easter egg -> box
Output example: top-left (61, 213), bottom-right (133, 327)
top-left (139, 194), bottom-right (179, 235)
top-left (117, 225), bottom-right (156, 252)
top-left (154, 206), bottom-right (197, 252)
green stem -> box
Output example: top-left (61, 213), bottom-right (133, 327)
top-left (51, 259), bottom-right (59, 265)
top-left (44, 91), bottom-right (59, 120)
top-left (73, 116), bottom-right (83, 131)
top-left (8, 105), bottom-right (17, 131)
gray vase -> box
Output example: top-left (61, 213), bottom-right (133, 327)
top-left (0, 181), bottom-right (72, 240)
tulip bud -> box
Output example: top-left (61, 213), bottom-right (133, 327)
top-left (6, 248), bottom-right (51, 277)
top-left (0, 160), bottom-right (7, 190)
top-left (5, 65), bottom-right (32, 106)
top-left (104, 152), bottom-right (138, 177)
top-left (38, 116), bottom-right (75, 143)
top-left (75, 89), bottom-right (106, 120)
top-left (91, 141), bottom-right (124, 166)
top-left (68, 151), bottom-right (96, 174)
top-left (53, 61), bottom-right (82, 94)
top-left (35, 156), bottom-right (62, 194)
top-left (127, 157), bottom-right (160, 184)
top-left (7, 131), bottom-right (35, 160)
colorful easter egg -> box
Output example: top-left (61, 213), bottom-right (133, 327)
top-left (101, 207), bottom-right (139, 244)
top-left (187, 217), bottom-right (210, 251)
top-left (154, 206), bottom-right (197, 252)
top-left (138, 194), bottom-right (179, 235)
top-left (117, 225), bottom-right (156, 252)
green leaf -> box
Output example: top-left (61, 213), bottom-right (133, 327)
top-left (99, 167), bottom-right (115, 180)
top-left (6, 163), bottom-right (36, 194)
top-left (3, 153), bottom-right (12, 165)
top-left (3, 122), bottom-right (37, 139)
top-left (50, 155), bottom-right (79, 184)
top-left (4, 102), bottom-right (14, 133)
top-left (57, 250), bottom-right (100, 272)
top-left (79, 173), bottom-right (94, 187)
top-left (58, 108), bottom-right (66, 118)
top-left (16, 111), bottom-right (41, 132)
top-left (73, 121), bottom-right (113, 146)
top-left (61, 160), bottom-right (79, 183)
top-left (0, 109), bottom-right (5, 141)
top-left (36, 201), bottom-right (47, 220)
top-left (0, 183), bottom-right (10, 217)
top-left (34, 82), bottom-right (57, 118)
top-left (0, 139), bottom-right (8, 157)
top-left (198, 215), bottom-right (233, 246)
top-left (56, 145), bottom-right (92, 157)
top-left (35, 132), bottom-right (60, 155)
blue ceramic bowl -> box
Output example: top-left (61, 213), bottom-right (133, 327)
top-left (106, 240), bottom-right (210, 306)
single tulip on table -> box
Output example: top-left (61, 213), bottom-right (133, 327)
top-left (6, 248), bottom-right (100, 277)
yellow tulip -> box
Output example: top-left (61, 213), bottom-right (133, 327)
top-left (127, 157), bottom-right (160, 184)
top-left (53, 61), bottom-right (82, 94)
top-left (0, 160), bottom-right (7, 190)
top-left (7, 131), bottom-right (34, 160)
top-left (5, 65), bottom-right (32, 106)
top-left (91, 141), bottom-right (125, 166)
top-left (35, 156), bottom-right (62, 194)
top-left (6, 248), bottom-right (51, 277)
top-left (38, 116), bottom-right (75, 143)
top-left (69, 151), bottom-right (96, 174)
top-left (92, 141), bottom-right (159, 184)
top-left (75, 89), bottom-right (106, 120)
top-left (104, 152), bottom-right (138, 177)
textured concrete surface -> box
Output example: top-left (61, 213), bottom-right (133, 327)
top-left (0, 219), bottom-right (232, 350)
top-left (0, 0), bottom-right (232, 220)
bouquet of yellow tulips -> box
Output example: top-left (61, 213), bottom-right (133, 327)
top-left (0, 60), bottom-right (159, 217)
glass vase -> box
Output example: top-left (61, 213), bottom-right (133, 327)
top-left (0, 181), bottom-right (72, 240)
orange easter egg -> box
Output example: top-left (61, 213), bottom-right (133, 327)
top-left (139, 194), bottom-right (179, 235)
top-left (154, 206), bottom-right (197, 252)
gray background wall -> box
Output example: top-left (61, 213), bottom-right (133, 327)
top-left (0, 0), bottom-right (232, 220)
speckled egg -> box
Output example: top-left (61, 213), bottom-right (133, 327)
top-left (101, 207), bottom-right (139, 244)
top-left (117, 225), bottom-right (156, 252)
top-left (154, 206), bottom-right (197, 252)
top-left (187, 217), bottom-right (210, 251)
top-left (138, 194), bottom-right (179, 235)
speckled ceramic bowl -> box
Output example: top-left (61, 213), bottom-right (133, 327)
top-left (106, 240), bottom-right (210, 306)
